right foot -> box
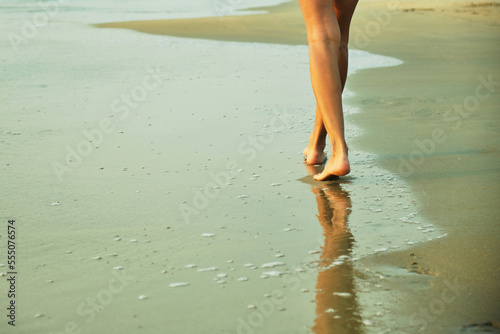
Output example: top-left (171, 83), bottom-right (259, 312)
top-left (313, 152), bottom-right (350, 181)
top-left (303, 146), bottom-right (327, 165)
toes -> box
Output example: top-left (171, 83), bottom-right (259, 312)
top-left (313, 172), bottom-right (325, 181)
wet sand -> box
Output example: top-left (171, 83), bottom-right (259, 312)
top-left (344, 2), bottom-right (500, 332)
top-left (0, 0), bottom-right (499, 333)
top-left (95, 0), bottom-right (500, 332)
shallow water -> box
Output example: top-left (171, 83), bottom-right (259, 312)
top-left (0, 3), bottom-right (447, 333)
top-left (0, 0), bottom-right (290, 23)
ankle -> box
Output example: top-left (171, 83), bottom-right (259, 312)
top-left (308, 137), bottom-right (326, 152)
top-left (331, 142), bottom-right (348, 156)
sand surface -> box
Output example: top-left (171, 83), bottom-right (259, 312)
top-left (1, 0), bottom-right (499, 333)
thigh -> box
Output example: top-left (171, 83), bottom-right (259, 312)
top-left (298, 0), bottom-right (338, 31)
top-left (333, 0), bottom-right (359, 39)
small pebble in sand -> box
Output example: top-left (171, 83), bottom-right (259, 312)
top-left (301, 289), bottom-right (310, 293)
top-left (308, 250), bottom-right (320, 254)
top-left (202, 233), bottom-right (215, 237)
top-left (237, 277), bottom-right (249, 282)
top-left (247, 305), bottom-right (257, 309)
top-left (169, 282), bottom-right (189, 288)
top-left (114, 237), bottom-right (121, 241)
top-left (217, 280), bottom-right (226, 284)
top-left (66, 251), bottom-right (72, 254)
top-left (260, 274), bottom-right (269, 279)
top-left (34, 314), bottom-right (44, 318)
top-left (275, 254), bottom-right (285, 258)
top-left (217, 273), bottom-right (228, 278)
top-left (261, 262), bottom-right (285, 268)
top-left (244, 263), bottom-right (254, 268)
top-left (270, 183), bottom-right (282, 187)
top-left (51, 202), bottom-right (60, 206)
top-left (185, 264), bottom-right (197, 269)
top-left (114, 266), bottom-right (124, 270)
top-left (278, 307), bottom-right (286, 312)
top-left (295, 268), bottom-right (306, 273)
top-left (160, 270), bottom-right (167, 274)
top-left (46, 280), bottom-right (54, 283)
top-left (362, 320), bottom-right (373, 326)
top-left (333, 292), bottom-right (352, 298)
top-left (226, 260), bottom-right (234, 263)
top-left (92, 256), bottom-right (101, 260)
top-left (325, 308), bottom-right (335, 313)
top-left (138, 295), bottom-right (148, 300)
top-left (130, 239), bottom-right (138, 243)
top-left (283, 228), bottom-right (296, 232)
top-left (197, 267), bottom-right (218, 272)
top-left (263, 271), bottom-right (282, 277)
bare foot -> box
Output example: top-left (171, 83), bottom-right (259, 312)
top-left (303, 146), bottom-right (327, 165)
top-left (313, 152), bottom-right (350, 180)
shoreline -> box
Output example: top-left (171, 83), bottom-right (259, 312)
top-left (95, 1), bottom-right (500, 332)
top-left (0, 0), bottom-right (498, 332)
top-left (1, 14), bottom-right (438, 333)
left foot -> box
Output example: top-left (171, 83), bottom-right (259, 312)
top-left (313, 151), bottom-right (350, 181)
top-left (303, 146), bottom-right (327, 165)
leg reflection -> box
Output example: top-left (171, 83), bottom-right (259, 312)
top-left (303, 164), bottom-right (362, 334)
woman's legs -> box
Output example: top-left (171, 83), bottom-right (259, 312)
top-left (300, 0), bottom-right (358, 180)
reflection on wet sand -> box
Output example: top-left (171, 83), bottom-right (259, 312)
top-left (302, 164), bottom-right (362, 334)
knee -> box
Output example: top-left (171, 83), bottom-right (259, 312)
top-left (308, 28), bottom-right (341, 48)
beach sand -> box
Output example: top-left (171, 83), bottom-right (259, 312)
top-left (96, 1), bottom-right (500, 332)
top-left (1, 0), bottom-right (499, 333)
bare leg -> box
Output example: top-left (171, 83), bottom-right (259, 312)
top-left (303, 104), bottom-right (328, 165)
top-left (300, 0), bottom-right (358, 179)
top-left (303, 23), bottom-right (350, 165)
